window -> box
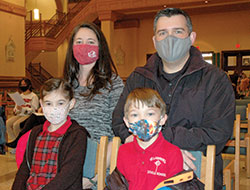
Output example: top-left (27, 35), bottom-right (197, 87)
top-left (202, 52), bottom-right (213, 64)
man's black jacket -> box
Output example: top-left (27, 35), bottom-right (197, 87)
top-left (112, 46), bottom-right (235, 189)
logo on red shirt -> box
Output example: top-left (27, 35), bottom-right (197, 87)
top-left (147, 157), bottom-right (167, 177)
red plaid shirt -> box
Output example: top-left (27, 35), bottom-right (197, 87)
top-left (26, 117), bottom-right (72, 190)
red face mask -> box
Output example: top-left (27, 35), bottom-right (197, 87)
top-left (73, 44), bottom-right (99, 65)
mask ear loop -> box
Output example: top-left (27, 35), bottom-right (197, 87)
top-left (69, 99), bottom-right (73, 108)
top-left (155, 115), bottom-right (164, 134)
top-left (157, 115), bottom-right (164, 126)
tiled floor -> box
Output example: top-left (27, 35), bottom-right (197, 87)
top-left (1, 151), bottom-right (250, 189)
top-left (0, 151), bottom-right (17, 190)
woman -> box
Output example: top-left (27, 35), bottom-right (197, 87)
top-left (63, 22), bottom-right (124, 189)
top-left (6, 78), bottom-right (39, 153)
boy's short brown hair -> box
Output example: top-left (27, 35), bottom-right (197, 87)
top-left (40, 78), bottom-right (74, 101)
top-left (124, 88), bottom-right (166, 118)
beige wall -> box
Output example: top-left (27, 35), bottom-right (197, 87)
top-left (36, 9), bottom-right (250, 78)
top-left (114, 10), bottom-right (250, 78)
top-left (22, 7), bottom-right (250, 79)
top-left (62, 0), bottom-right (68, 13)
top-left (113, 27), bottom-right (139, 77)
top-left (193, 10), bottom-right (250, 52)
top-left (26, 0), bottom-right (56, 20)
top-left (0, 1), bottom-right (25, 77)
top-left (33, 51), bottom-right (58, 77)
top-left (1, 1), bottom-right (250, 79)
top-left (32, 39), bottom-right (68, 78)
top-left (57, 39), bottom-right (69, 77)
top-left (24, 0), bottom-right (68, 78)
top-left (137, 19), bottom-right (155, 66)
top-left (113, 20), bottom-right (154, 77)
top-left (4, 0), bottom-right (24, 6)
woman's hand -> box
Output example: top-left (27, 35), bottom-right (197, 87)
top-left (125, 135), bottom-right (133, 144)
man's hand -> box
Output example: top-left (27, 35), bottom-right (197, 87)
top-left (181, 149), bottom-right (197, 171)
top-left (125, 135), bottom-right (134, 144)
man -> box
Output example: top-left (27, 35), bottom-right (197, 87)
top-left (112, 8), bottom-right (235, 189)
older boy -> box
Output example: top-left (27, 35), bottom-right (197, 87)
top-left (117, 88), bottom-right (183, 190)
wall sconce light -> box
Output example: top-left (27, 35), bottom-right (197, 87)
top-left (33, 8), bottom-right (39, 20)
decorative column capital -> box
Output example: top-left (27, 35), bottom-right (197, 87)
top-left (98, 10), bottom-right (117, 21)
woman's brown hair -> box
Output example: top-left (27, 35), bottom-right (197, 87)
top-left (63, 22), bottom-right (118, 100)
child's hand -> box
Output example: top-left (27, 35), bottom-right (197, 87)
top-left (181, 149), bottom-right (197, 171)
top-left (125, 135), bottom-right (133, 144)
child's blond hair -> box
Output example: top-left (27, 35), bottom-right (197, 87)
top-left (124, 88), bottom-right (166, 118)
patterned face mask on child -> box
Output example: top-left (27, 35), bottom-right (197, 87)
top-left (73, 44), bottom-right (99, 65)
top-left (42, 103), bottom-right (70, 125)
top-left (128, 119), bottom-right (162, 141)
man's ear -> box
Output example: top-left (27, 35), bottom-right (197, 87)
top-left (69, 98), bottom-right (76, 110)
top-left (190, 31), bottom-right (196, 45)
top-left (123, 116), bottom-right (129, 129)
top-left (152, 35), bottom-right (156, 49)
top-left (159, 114), bottom-right (168, 125)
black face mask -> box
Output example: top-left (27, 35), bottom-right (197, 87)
top-left (19, 86), bottom-right (29, 92)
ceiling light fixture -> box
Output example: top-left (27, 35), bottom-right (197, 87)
top-left (33, 0), bottom-right (40, 20)
top-left (33, 8), bottom-right (39, 20)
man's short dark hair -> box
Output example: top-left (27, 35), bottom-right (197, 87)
top-left (153, 7), bottom-right (193, 34)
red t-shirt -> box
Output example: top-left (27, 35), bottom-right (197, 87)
top-left (117, 132), bottom-right (183, 190)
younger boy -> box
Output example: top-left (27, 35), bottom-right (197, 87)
top-left (117, 88), bottom-right (183, 190)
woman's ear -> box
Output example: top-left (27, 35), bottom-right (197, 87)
top-left (69, 98), bottom-right (76, 110)
top-left (39, 99), bottom-right (43, 109)
top-left (159, 114), bottom-right (168, 125)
